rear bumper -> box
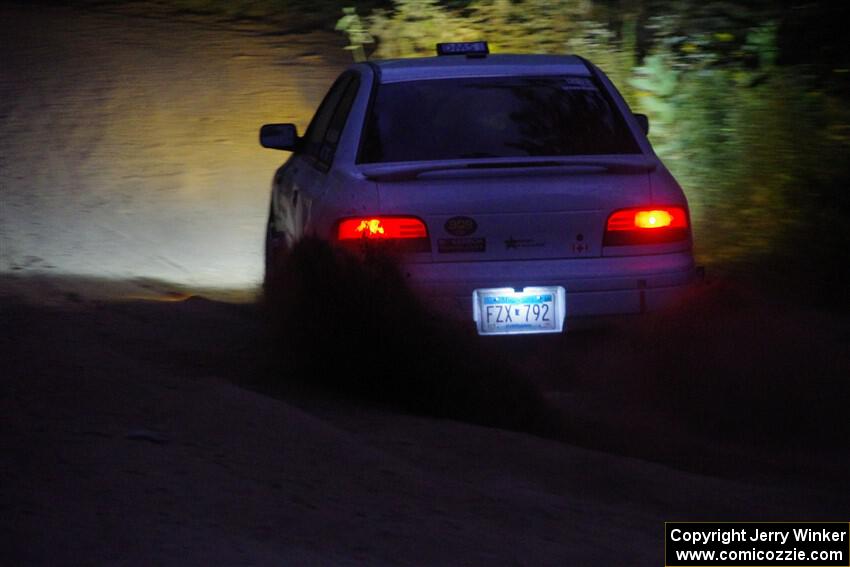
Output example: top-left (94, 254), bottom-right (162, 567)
top-left (403, 251), bottom-right (696, 324)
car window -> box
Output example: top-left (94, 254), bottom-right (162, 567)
top-left (302, 74), bottom-right (352, 162)
top-left (318, 75), bottom-right (360, 166)
top-left (358, 76), bottom-right (640, 163)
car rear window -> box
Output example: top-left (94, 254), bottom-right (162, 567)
top-left (358, 76), bottom-right (640, 163)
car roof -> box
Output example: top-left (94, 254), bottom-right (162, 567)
top-left (370, 54), bottom-right (591, 84)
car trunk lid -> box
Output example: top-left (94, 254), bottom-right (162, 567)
top-left (371, 162), bottom-right (653, 262)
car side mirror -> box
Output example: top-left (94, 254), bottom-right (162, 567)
top-left (260, 123), bottom-right (300, 151)
top-left (633, 113), bottom-right (649, 135)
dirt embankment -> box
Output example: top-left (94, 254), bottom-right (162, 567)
top-left (0, 2), bottom-right (347, 289)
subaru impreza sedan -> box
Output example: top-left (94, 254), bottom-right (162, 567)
top-left (260, 42), bottom-right (696, 335)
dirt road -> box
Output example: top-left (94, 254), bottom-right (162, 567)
top-left (3, 287), bottom-right (847, 566)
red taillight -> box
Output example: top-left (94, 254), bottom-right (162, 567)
top-left (634, 209), bottom-right (675, 229)
top-left (337, 216), bottom-right (430, 252)
top-left (604, 206), bottom-right (689, 246)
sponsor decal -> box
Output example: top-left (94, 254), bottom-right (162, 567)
top-left (505, 236), bottom-right (545, 249)
top-left (438, 238), bottom-right (486, 253)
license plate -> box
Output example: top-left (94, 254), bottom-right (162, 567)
top-left (472, 286), bottom-right (566, 335)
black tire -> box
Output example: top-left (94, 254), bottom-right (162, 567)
top-left (262, 210), bottom-right (287, 301)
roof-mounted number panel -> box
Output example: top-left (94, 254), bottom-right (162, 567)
top-left (436, 41), bottom-right (489, 57)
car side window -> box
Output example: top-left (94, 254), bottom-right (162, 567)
top-left (302, 74), bottom-right (352, 163)
top-left (318, 76), bottom-right (360, 167)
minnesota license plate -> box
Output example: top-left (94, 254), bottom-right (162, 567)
top-left (472, 286), bottom-right (566, 335)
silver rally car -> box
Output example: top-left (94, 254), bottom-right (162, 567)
top-left (260, 42), bottom-right (696, 335)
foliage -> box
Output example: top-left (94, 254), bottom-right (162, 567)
top-left (629, 16), bottom-right (850, 272)
top-left (335, 7), bottom-right (375, 61)
top-left (339, 0), bottom-right (632, 72)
